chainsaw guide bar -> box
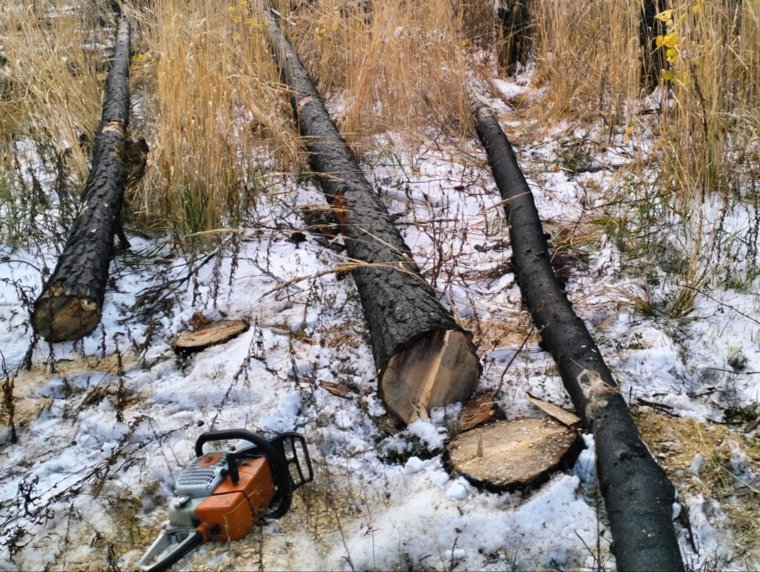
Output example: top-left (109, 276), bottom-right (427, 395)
top-left (139, 429), bottom-right (313, 572)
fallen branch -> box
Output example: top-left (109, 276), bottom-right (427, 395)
top-left (266, 12), bottom-right (480, 424)
top-left (472, 99), bottom-right (684, 571)
top-left (32, 16), bottom-right (134, 342)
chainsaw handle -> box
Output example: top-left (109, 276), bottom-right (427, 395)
top-left (194, 429), bottom-right (293, 517)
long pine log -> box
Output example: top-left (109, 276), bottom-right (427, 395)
top-left (266, 12), bottom-right (480, 424)
top-left (472, 100), bottom-right (684, 572)
top-left (32, 16), bottom-right (132, 342)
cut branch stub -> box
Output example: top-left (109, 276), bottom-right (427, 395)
top-left (32, 16), bottom-right (132, 342)
top-left (266, 12), bottom-right (480, 424)
top-left (447, 418), bottom-right (581, 492)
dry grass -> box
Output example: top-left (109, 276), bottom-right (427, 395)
top-left (129, 0), bottom-right (301, 246)
top-left (279, 0), bottom-right (494, 146)
top-left (530, 0), bottom-right (642, 126)
top-left (0, 1), bottom-right (104, 177)
top-left (637, 410), bottom-right (760, 564)
top-left (528, 0), bottom-right (758, 200)
top-left (0, 1), bottom-right (106, 246)
top-left (527, 1), bottom-right (760, 311)
top-left (2, 0), bottom-right (758, 267)
top-left (653, 0), bottom-right (759, 201)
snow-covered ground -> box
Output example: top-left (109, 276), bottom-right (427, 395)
top-left (1, 75), bottom-right (758, 571)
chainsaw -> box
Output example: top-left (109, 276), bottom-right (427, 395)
top-left (138, 429), bottom-right (313, 572)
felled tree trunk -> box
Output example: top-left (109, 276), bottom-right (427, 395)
top-left (495, 0), bottom-right (533, 75)
top-left (472, 100), bottom-right (684, 572)
top-left (32, 16), bottom-right (132, 342)
top-left (266, 12), bottom-right (480, 424)
top-left (640, 0), bottom-right (668, 92)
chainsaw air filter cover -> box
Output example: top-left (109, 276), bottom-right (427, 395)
top-left (175, 452), bottom-right (229, 497)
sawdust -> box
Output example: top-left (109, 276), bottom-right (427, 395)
top-left (32, 482), bottom-right (165, 572)
top-left (2, 352), bottom-right (139, 432)
top-left (636, 410), bottom-right (760, 562)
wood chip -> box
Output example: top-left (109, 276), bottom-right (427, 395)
top-left (446, 418), bottom-right (581, 491)
top-left (174, 319), bottom-right (249, 353)
top-left (319, 381), bottom-right (351, 399)
top-left (526, 393), bottom-right (581, 427)
top-left (459, 390), bottom-right (502, 432)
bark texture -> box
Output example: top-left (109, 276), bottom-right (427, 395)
top-left (640, 0), bottom-right (668, 92)
top-left (266, 13), bottom-right (480, 423)
top-left (472, 101), bottom-right (684, 572)
top-left (496, 0), bottom-right (533, 75)
top-left (32, 16), bottom-right (131, 342)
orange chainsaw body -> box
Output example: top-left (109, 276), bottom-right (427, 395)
top-left (139, 430), bottom-right (313, 572)
top-left (195, 455), bottom-right (276, 542)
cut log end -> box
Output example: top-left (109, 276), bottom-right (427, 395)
top-left (33, 291), bottom-right (101, 342)
top-left (446, 418), bottom-right (582, 492)
top-left (380, 329), bottom-right (480, 424)
top-left (174, 319), bottom-right (249, 353)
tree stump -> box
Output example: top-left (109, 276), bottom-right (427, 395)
top-left (496, 1), bottom-right (533, 75)
top-left (447, 419), bottom-right (581, 492)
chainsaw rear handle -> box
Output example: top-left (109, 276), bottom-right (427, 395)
top-left (194, 429), bottom-right (293, 518)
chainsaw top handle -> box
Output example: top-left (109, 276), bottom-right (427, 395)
top-left (194, 429), bottom-right (293, 518)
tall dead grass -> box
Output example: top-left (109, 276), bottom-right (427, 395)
top-left (655, 0), bottom-right (758, 201)
top-left (279, 0), bottom-right (492, 145)
top-left (529, 0), bottom-right (760, 308)
top-left (0, 0), bottom-right (106, 246)
top-left (3, 0), bottom-right (757, 270)
top-left (131, 0), bottom-right (300, 246)
top-left (530, 0), bottom-right (758, 203)
top-left (0, 1), bottom-right (104, 176)
top-left (531, 0), bottom-right (642, 125)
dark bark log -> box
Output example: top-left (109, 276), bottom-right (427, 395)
top-left (472, 101), bottom-right (684, 572)
top-left (496, 1), bottom-right (533, 76)
top-left (266, 12), bottom-right (480, 424)
top-left (32, 16), bottom-right (132, 342)
top-left (640, 0), bottom-right (668, 92)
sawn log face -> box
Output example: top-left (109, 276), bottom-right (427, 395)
top-left (472, 102), bottom-right (684, 572)
top-left (267, 14), bottom-right (480, 422)
top-left (32, 17), bottom-right (131, 342)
